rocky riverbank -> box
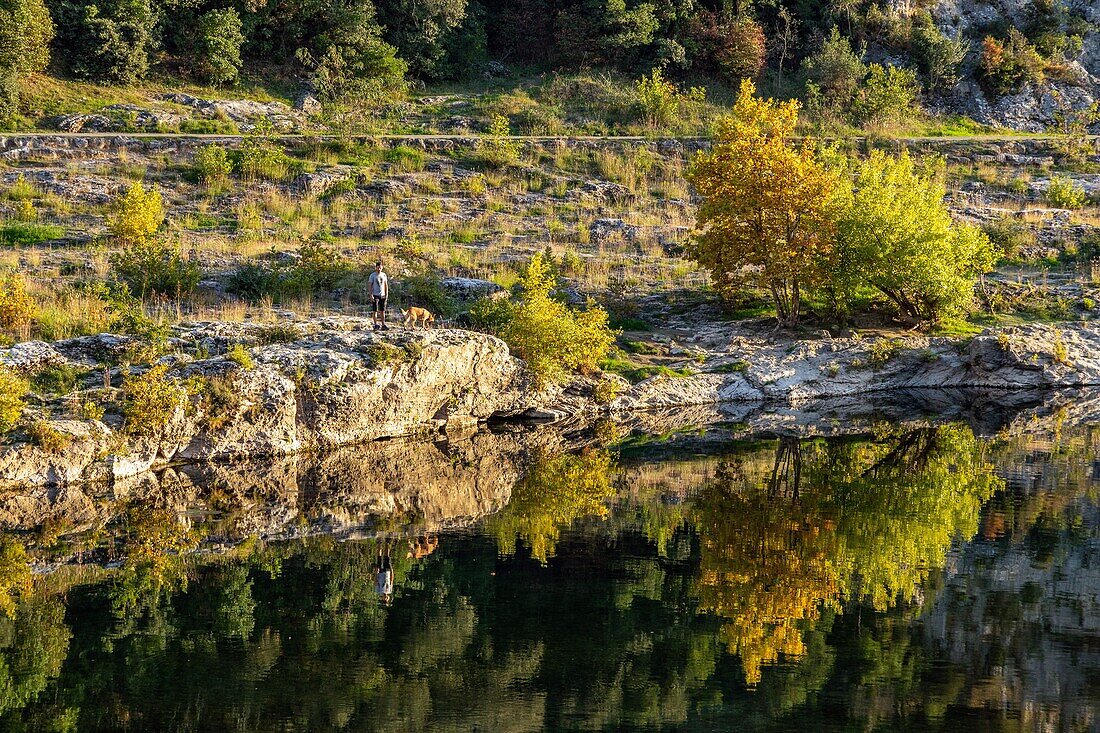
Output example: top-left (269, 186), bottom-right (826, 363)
top-left (3, 316), bottom-right (1100, 487)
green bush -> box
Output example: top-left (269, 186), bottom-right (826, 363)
top-left (194, 144), bottom-right (233, 183)
top-left (1045, 175), bottom-right (1087, 209)
top-left (111, 239), bottom-right (201, 298)
top-left (909, 15), bottom-right (968, 91)
top-left (255, 323), bottom-right (302, 344)
top-left (55, 0), bottom-right (153, 84)
top-left (0, 367), bottom-right (27, 432)
top-left (492, 252), bottom-right (617, 386)
top-left (192, 375), bottom-right (238, 430)
top-left (802, 28), bottom-right (867, 119)
top-left (395, 271), bottom-right (458, 317)
top-left (28, 419), bottom-right (70, 452)
top-left (477, 115), bottom-right (519, 168)
top-left (850, 64), bottom-right (921, 128)
top-left (31, 364), bottom-right (80, 394)
top-left (979, 30), bottom-right (1046, 95)
top-left (227, 242), bottom-right (360, 302)
top-left (121, 365), bottom-right (187, 436)
top-left (983, 216), bottom-right (1036, 260)
top-left (233, 122), bottom-right (293, 181)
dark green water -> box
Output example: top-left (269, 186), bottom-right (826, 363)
top-left (3, 422), bottom-right (1100, 731)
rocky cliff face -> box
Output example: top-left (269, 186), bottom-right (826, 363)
top-left (932, 0), bottom-right (1100, 131)
top-left (0, 317), bottom-right (550, 488)
top-left (6, 317), bottom-right (1100, 488)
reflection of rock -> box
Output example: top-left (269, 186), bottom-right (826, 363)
top-left (2, 428), bottom-right (570, 563)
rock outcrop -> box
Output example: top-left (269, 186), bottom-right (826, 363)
top-left (6, 317), bottom-right (1100, 487)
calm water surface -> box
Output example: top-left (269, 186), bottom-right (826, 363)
top-left (4, 421), bottom-right (1100, 731)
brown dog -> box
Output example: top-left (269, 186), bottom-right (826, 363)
top-left (401, 307), bottom-right (435, 328)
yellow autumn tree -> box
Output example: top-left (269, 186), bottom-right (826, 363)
top-left (686, 80), bottom-right (838, 326)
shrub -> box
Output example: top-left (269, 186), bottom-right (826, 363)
top-left (802, 28), bottom-right (867, 118)
top-left (233, 122), bottom-right (292, 181)
top-left (1052, 331), bottom-right (1069, 365)
top-left (635, 68), bottom-right (679, 128)
top-left (592, 377), bottom-right (621, 405)
top-left (225, 343), bottom-right (254, 369)
top-left (121, 365), bottom-right (187, 437)
top-left (0, 272), bottom-right (33, 334)
top-left (364, 342), bottom-right (408, 366)
top-left (1045, 175), bottom-right (1087, 209)
top-left (494, 252), bottom-right (617, 386)
top-left (194, 144), bottom-right (233, 184)
top-left (714, 17), bottom-right (767, 83)
top-left (111, 239), bottom-right (200, 298)
top-left (396, 271), bottom-right (458, 317)
top-left (196, 8), bottom-right (244, 85)
top-left (0, 368), bottom-right (26, 432)
top-left (850, 64), bottom-right (921, 128)
top-left (910, 16), bottom-right (968, 92)
top-left (56, 0), bottom-right (153, 84)
top-left (28, 420), bottom-right (70, 453)
top-left (192, 375), bottom-right (238, 430)
top-left (979, 30), bottom-right (1045, 95)
top-left (227, 241), bottom-right (358, 302)
top-left (31, 364), bottom-right (80, 394)
top-left (868, 338), bottom-right (900, 368)
top-left (478, 114), bottom-right (519, 168)
top-left (255, 323), bottom-right (302, 344)
top-left (108, 183), bottom-right (164, 245)
top-left (983, 216), bottom-right (1036, 260)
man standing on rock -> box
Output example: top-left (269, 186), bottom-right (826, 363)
top-left (369, 261), bottom-right (389, 331)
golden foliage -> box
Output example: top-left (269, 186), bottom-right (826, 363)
top-left (686, 80), bottom-right (838, 325)
top-left (108, 182), bottom-right (165, 245)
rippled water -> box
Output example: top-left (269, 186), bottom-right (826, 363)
top-left (3, 420), bottom-right (1100, 731)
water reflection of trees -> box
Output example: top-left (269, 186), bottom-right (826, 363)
top-left (4, 426), bottom-right (1100, 730)
top-left (692, 426), bottom-right (1003, 683)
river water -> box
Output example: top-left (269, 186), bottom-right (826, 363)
top-left (2, 417), bottom-right (1100, 731)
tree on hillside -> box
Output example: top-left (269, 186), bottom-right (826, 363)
top-left (686, 80), bottom-right (838, 326)
top-left (48, 0), bottom-right (153, 84)
top-left (0, 0), bottom-right (54, 115)
top-left (196, 7), bottom-right (244, 86)
top-left (834, 151), bottom-right (996, 321)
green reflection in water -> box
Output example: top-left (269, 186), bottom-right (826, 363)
top-left (0, 424), bottom-right (1095, 730)
top-left (693, 426), bottom-right (1002, 683)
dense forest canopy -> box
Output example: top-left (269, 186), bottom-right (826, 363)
top-left (1, 0), bottom-right (1093, 112)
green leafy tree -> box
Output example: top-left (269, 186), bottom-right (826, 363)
top-left (850, 63), bottom-right (921, 128)
top-left (0, 0), bottom-right (54, 115)
top-left (375, 0), bottom-right (468, 78)
top-left (196, 7), bottom-right (243, 86)
top-left (802, 27), bottom-right (867, 120)
top-left (50, 0), bottom-right (153, 83)
top-left (910, 15), bottom-right (968, 92)
top-left (834, 151), bottom-right (996, 321)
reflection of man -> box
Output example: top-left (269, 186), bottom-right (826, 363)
top-left (375, 546), bottom-right (394, 604)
